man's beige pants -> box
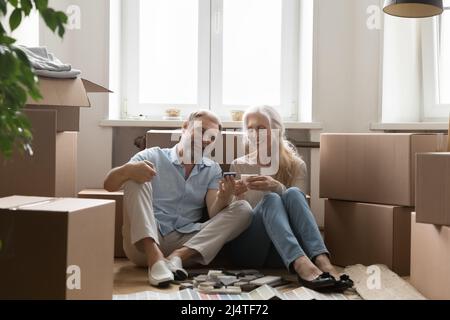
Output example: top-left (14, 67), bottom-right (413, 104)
top-left (122, 180), bottom-right (253, 267)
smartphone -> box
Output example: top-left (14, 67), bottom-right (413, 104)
top-left (240, 174), bottom-right (258, 184)
top-left (223, 172), bottom-right (237, 178)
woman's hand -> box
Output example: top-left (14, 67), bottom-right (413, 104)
top-left (246, 176), bottom-right (282, 192)
top-left (234, 180), bottom-right (248, 197)
top-left (217, 176), bottom-right (236, 202)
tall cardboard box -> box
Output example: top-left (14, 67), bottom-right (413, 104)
top-left (324, 200), bottom-right (412, 276)
top-left (0, 110), bottom-right (77, 198)
top-left (320, 133), bottom-right (448, 206)
top-left (78, 189), bottom-right (126, 258)
top-left (0, 196), bottom-right (115, 300)
top-left (416, 153), bottom-right (450, 225)
top-left (411, 213), bottom-right (450, 300)
top-left (25, 77), bottom-right (110, 132)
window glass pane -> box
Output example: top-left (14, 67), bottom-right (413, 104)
top-left (139, 0), bottom-right (199, 104)
top-left (439, 5), bottom-right (450, 103)
top-left (222, 0), bottom-right (282, 107)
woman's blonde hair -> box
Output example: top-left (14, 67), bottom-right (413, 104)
top-left (243, 105), bottom-right (300, 187)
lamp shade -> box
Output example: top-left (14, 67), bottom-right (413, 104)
top-left (383, 0), bottom-right (444, 18)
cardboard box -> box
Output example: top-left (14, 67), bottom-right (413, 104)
top-left (320, 133), bottom-right (448, 206)
top-left (416, 153), bottom-right (450, 225)
top-left (324, 200), bottom-right (412, 276)
top-left (411, 213), bottom-right (450, 299)
top-left (0, 110), bottom-right (77, 198)
top-left (0, 196), bottom-right (115, 300)
top-left (25, 77), bottom-right (110, 132)
top-left (78, 189), bottom-right (126, 258)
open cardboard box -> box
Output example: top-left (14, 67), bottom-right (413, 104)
top-left (25, 77), bottom-right (111, 132)
top-left (0, 77), bottom-right (110, 198)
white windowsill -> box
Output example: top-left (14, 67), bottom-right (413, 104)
top-left (370, 122), bottom-right (449, 131)
top-left (99, 119), bottom-right (323, 130)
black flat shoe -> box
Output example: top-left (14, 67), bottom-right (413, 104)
top-left (335, 274), bottom-right (354, 291)
top-left (297, 272), bottom-right (337, 292)
top-left (319, 274), bottom-right (354, 293)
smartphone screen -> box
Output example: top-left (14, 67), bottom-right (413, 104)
top-left (223, 172), bottom-right (237, 178)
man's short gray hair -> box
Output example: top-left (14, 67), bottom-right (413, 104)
top-left (187, 110), bottom-right (223, 131)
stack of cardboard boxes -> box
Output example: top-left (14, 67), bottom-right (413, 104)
top-left (411, 121), bottom-right (450, 299)
top-left (320, 133), bottom-right (448, 276)
top-left (0, 78), bottom-right (116, 299)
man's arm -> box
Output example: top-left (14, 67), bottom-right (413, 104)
top-left (205, 177), bottom-right (235, 218)
top-left (104, 161), bottom-right (156, 192)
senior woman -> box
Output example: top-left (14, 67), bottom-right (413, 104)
top-left (227, 105), bottom-right (352, 292)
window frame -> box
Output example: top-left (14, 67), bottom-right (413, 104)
top-left (121, 0), bottom-right (211, 118)
top-left (421, 5), bottom-right (450, 120)
top-left (120, 0), bottom-right (304, 121)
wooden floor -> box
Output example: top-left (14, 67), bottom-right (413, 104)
top-left (113, 258), bottom-right (180, 295)
top-left (113, 258), bottom-right (347, 296)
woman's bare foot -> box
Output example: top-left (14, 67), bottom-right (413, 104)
top-left (293, 256), bottom-right (323, 281)
top-left (314, 254), bottom-right (340, 279)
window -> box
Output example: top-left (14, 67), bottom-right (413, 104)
top-left (422, 1), bottom-right (450, 120)
top-left (120, 0), bottom-right (309, 121)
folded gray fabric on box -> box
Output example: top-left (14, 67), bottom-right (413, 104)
top-left (15, 45), bottom-right (82, 79)
top-left (35, 69), bottom-right (82, 79)
top-left (17, 46), bottom-right (72, 72)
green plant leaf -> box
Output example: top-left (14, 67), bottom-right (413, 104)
top-left (12, 47), bottom-right (30, 66)
top-left (0, 34), bottom-right (17, 45)
top-left (9, 8), bottom-right (22, 31)
top-left (55, 10), bottom-right (68, 23)
top-left (20, 0), bottom-right (32, 15)
top-left (33, 0), bottom-right (48, 11)
top-left (0, 52), bottom-right (18, 80)
top-left (0, 0), bottom-right (7, 15)
top-left (41, 7), bottom-right (56, 31)
top-left (9, 0), bottom-right (18, 8)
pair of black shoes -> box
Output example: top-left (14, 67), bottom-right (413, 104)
top-left (298, 272), bottom-right (354, 293)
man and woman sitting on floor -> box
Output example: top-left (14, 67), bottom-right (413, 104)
top-left (104, 106), bottom-right (353, 292)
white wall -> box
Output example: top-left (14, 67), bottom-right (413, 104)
top-left (40, 0), bottom-right (113, 192)
top-left (382, 15), bottom-right (422, 122)
top-left (310, 0), bottom-right (383, 226)
top-left (312, 0), bottom-right (382, 135)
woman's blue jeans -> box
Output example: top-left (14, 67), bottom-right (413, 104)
top-left (226, 187), bottom-right (329, 271)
